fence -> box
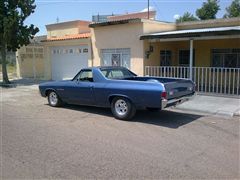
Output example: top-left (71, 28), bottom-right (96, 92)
top-left (145, 66), bottom-right (240, 96)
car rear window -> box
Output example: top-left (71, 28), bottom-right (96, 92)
top-left (100, 68), bottom-right (136, 79)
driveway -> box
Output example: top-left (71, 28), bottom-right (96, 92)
top-left (1, 85), bottom-right (239, 179)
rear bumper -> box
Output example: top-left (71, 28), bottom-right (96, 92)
top-left (161, 93), bottom-right (195, 109)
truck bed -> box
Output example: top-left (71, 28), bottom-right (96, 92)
top-left (124, 76), bottom-right (195, 100)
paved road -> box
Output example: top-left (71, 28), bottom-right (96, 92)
top-left (1, 85), bottom-right (239, 179)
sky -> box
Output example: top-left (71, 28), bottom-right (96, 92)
top-left (26, 0), bottom-right (234, 35)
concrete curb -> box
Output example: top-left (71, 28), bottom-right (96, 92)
top-left (174, 106), bottom-right (235, 117)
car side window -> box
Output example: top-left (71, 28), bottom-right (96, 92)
top-left (77, 70), bottom-right (93, 82)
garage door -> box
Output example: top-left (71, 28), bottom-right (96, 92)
top-left (51, 45), bottom-right (88, 80)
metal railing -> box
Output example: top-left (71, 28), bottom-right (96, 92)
top-left (145, 66), bottom-right (240, 96)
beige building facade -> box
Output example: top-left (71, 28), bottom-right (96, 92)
top-left (90, 19), bottom-right (175, 75)
top-left (42, 20), bottom-right (92, 80)
top-left (16, 36), bottom-right (46, 79)
top-left (90, 18), bottom-right (240, 76)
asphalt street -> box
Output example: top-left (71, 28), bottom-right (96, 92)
top-left (0, 85), bottom-right (239, 179)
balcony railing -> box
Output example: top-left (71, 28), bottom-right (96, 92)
top-left (145, 66), bottom-right (240, 96)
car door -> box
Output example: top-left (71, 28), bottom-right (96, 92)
top-left (68, 69), bottom-right (95, 105)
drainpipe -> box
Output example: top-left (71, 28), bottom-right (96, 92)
top-left (189, 39), bottom-right (193, 81)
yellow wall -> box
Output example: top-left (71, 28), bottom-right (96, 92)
top-left (143, 20), bottom-right (176, 33)
top-left (47, 27), bottom-right (79, 38)
top-left (16, 46), bottom-right (44, 78)
top-left (91, 22), bottom-right (145, 75)
top-left (46, 21), bottom-right (91, 38)
top-left (194, 39), bottom-right (240, 67)
top-left (144, 38), bottom-right (240, 68)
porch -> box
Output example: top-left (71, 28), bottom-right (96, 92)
top-left (145, 66), bottom-right (240, 96)
top-left (141, 26), bottom-right (240, 97)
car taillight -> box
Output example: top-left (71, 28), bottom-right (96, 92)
top-left (161, 91), bottom-right (167, 99)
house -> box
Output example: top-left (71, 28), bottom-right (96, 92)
top-left (15, 10), bottom-right (240, 96)
top-left (90, 17), bottom-right (240, 96)
top-left (41, 20), bottom-right (92, 80)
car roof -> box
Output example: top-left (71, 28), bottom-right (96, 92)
top-left (82, 66), bottom-right (128, 71)
top-left (97, 66), bottom-right (128, 70)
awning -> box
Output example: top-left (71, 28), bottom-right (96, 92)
top-left (140, 26), bottom-right (240, 40)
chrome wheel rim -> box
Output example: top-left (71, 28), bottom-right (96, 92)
top-left (49, 92), bottom-right (58, 106)
top-left (115, 99), bottom-right (128, 116)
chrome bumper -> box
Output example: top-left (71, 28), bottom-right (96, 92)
top-left (161, 93), bottom-right (195, 109)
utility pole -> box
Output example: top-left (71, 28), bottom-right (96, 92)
top-left (148, 0), bottom-right (150, 19)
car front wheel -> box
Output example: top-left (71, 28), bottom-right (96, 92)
top-left (47, 91), bottom-right (62, 107)
top-left (111, 97), bottom-right (136, 120)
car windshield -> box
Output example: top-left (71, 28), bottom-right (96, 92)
top-left (100, 67), bottom-right (137, 79)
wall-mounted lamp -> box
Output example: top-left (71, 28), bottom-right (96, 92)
top-left (145, 45), bottom-right (154, 59)
top-left (149, 45), bottom-right (154, 53)
top-left (145, 50), bottom-right (150, 59)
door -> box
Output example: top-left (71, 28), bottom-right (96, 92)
top-left (67, 69), bottom-right (95, 105)
top-left (51, 45), bottom-right (89, 80)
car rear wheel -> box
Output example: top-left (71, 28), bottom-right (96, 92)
top-left (47, 91), bottom-right (62, 107)
top-left (111, 97), bottom-right (136, 120)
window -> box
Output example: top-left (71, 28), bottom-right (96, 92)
top-left (76, 48), bottom-right (81, 53)
top-left (83, 48), bottom-right (88, 53)
top-left (160, 50), bottom-right (172, 66)
top-left (56, 49), bottom-right (60, 54)
top-left (69, 49), bottom-right (73, 54)
top-left (63, 49), bottom-right (68, 54)
top-left (179, 49), bottom-right (195, 66)
top-left (212, 49), bottom-right (240, 68)
top-left (101, 48), bottom-right (131, 68)
top-left (100, 67), bottom-right (136, 79)
top-left (75, 70), bottom-right (93, 82)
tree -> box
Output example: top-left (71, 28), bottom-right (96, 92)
top-left (196, 0), bottom-right (220, 20)
top-left (176, 12), bottom-right (198, 23)
top-left (224, 0), bottom-right (240, 18)
top-left (0, 0), bottom-right (39, 84)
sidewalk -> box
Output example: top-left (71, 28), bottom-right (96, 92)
top-left (0, 78), bottom-right (48, 87)
top-left (173, 94), bottom-right (240, 117)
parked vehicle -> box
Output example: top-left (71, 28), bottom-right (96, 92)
top-left (39, 66), bottom-right (195, 120)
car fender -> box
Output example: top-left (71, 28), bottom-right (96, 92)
top-left (44, 88), bottom-right (58, 96)
top-left (108, 94), bottom-right (134, 105)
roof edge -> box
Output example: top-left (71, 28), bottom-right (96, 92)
top-left (140, 26), bottom-right (240, 40)
top-left (89, 18), bottom-right (142, 28)
top-left (176, 17), bottom-right (240, 26)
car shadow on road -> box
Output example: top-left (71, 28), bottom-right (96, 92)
top-left (62, 104), bottom-right (202, 129)
top-left (132, 110), bottom-right (202, 128)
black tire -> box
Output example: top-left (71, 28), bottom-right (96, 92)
top-left (47, 91), bottom-right (63, 107)
top-left (111, 97), bottom-right (136, 120)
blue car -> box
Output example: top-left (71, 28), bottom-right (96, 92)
top-left (39, 66), bottom-right (195, 120)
